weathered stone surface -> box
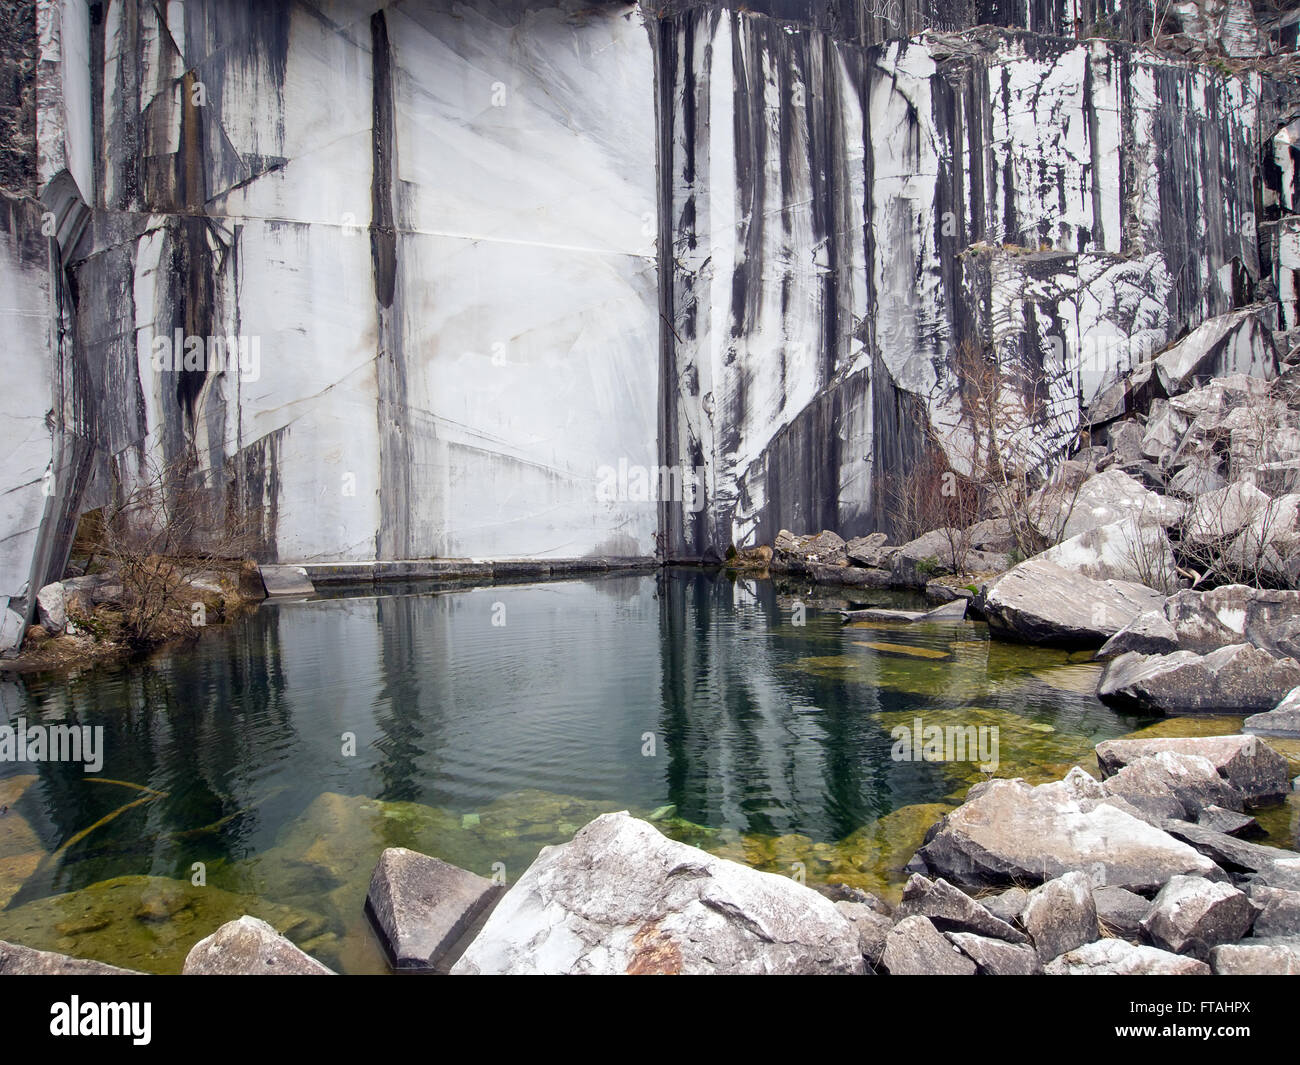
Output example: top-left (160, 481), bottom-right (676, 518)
top-left (947, 932), bottom-right (1042, 975)
top-left (1100, 751), bottom-right (1242, 822)
top-left (1096, 645), bottom-right (1300, 716)
top-left (1184, 481), bottom-right (1273, 545)
top-left (1243, 686), bottom-right (1300, 737)
top-left (1210, 939), bottom-right (1300, 975)
top-left (1038, 517), bottom-right (1175, 586)
top-left (1093, 885), bottom-right (1151, 940)
top-left (913, 776), bottom-right (1225, 893)
top-left (773, 530), bottom-right (848, 570)
top-left (1153, 308), bottom-right (1277, 394)
top-left (1096, 609), bottom-right (1180, 659)
top-left (895, 874), bottom-right (1027, 944)
top-left (981, 558), bottom-right (1165, 648)
top-left (1045, 938), bottom-right (1211, 975)
top-left (833, 900), bottom-right (891, 967)
top-left (258, 565), bottom-right (313, 597)
top-left (1041, 470), bottom-right (1184, 540)
top-left (980, 886), bottom-right (1031, 926)
top-left (1197, 805), bottom-right (1259, 837)
top-left (452, 813), bottom-right (863, 975)
top-left (846, 533), bottom-right (891, 568)
top-left (1095, 735), bottom-right (1291, 806)
top-left (1163, 586), bottom-right (1300, 655)
top-left (1160, 820), bottom-right (1299, 875)
top-left (34, 582), bottom-right (65, 633)
top-left (1020, 872), bottom-right (1099, 961)
top-left (1248, 884), bottom-right (1300, 938)
top-left (880, 915), bottom-right (976, 975)
top-left (0, 940), bottom-right (141, 975)
top-left (365, 847), bottom-right (502, 972)
top-left (1140, 876), bottom-right (1256, 960)
top-left (182, 915), bottom-right (334, 975)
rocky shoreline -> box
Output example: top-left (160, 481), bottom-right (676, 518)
top-left (4, 726), bottom-right (1296, 975)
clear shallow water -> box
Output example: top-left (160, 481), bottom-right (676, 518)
top-left (0, 568), bottom-right (1162, 972)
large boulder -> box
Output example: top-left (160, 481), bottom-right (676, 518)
top-left (365, 848), bottom-right (503, 972)
top-left (1162, 585), bottom-right (1300, 656)
top-left (181, 916), bottom-right (334, 975)
top-left (1097, 609), bottom-right (1180, 658)
top-left (912, 776), bottom-right (1225, 893)
top-left (1020, 872), bottom-right (1099, 962)
top-left (946, 932), bottom-right (1042, 975)
top-left (1139, 876), bottom-right (1256, 960)
top-left (879, 915), bottom-right (976, 975)
top-left (34, 583), bottom-right (66, 634)
top-left (1096, 645), bottom-right (1300, 716)
top-left (1095, 735), bottom-right (1290, 807)
top-left (1152, 307), bottom-right (1278, 395)
top-left (981, 558), bottom-right (1165, 648)
top-left (1210, 940), bottom-right (1300, 975)
top-left (1036, 470), bottom-right (1184, 541)
top-left (1249, 885), bottom-right (1300, 938)
top-left (773, 530), bottom-right (848, 571)
top-left (1243, 687), bottom-right (1300, 737)
top-left (1183, 481), bottom-right (1272, 545)
top-left (889, 530), bottom-right (1007, 587)
top-left (0, 941), bottom-right (141, 975)
top-left (894, 874), bottom-right (1027, 943)
top-left (1098, 751), bottom-right (1242, 822)
top-left (1044, 938), bottom-right (1211, 975)
top-left (1160, 820), bottom-right (1300, 877)
top-left (1036, 517), bottom-right (1175, 587)
top-left (451, 813), bottom-right (864, 975)
top-left (845, 533), bottom-right (891, 568)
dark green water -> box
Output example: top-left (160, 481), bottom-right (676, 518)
top-left (0, 568), bottom-right (1153, 972)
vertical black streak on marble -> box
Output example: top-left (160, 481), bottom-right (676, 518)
top-left (371, 11), bottom-right (411, 559)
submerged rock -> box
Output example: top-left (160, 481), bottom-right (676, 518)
top-left (365, 848), bottom-right (502, 972)
top-left (451, 812), bottom-right (863, 975)
top-left (182, 915), bottom-right (334, 975)
top-left (0, 875), bottom-right (328, 975)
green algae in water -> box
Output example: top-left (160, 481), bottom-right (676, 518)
top-left (0, 570), bottom-right (1159, 972)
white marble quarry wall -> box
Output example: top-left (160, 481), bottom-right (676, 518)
top-left (67, 0), bottom-right (659, 564)
top-left (657, 12), bottom-right (1265, 558)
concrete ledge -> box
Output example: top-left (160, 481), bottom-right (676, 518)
top-left (296, 557), bottom-right (657, 586)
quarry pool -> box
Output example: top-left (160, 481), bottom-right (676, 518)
top-left (0, 567), bottom-right (1167, 973)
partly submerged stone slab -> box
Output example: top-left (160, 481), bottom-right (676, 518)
top-left (0, 940), bottom-right (141, 975)
top-left (182, 915), bottom-right (334, 974)
top-left (365, 847), bottom-right (503, 972)
top-left (1096, 645), bottom-right (1300, 716)
top-left (981, 558), bottom-right (1164, 648)
top-left (258, 565), bottom-right (314, 597)
top-left (1244, 686), bottom-right (1300, 737)
top-left (451, 812), bottom-right (863, 975)
top-left (1095, 735), bottom-right (1291, 806)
